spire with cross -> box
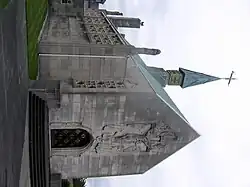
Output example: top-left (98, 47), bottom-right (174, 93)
top-left (223, 71), bottom-right (237, 86)
top-left (145, 67), bottom-right (237, 88)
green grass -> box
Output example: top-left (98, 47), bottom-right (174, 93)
top-left (26, 0), bottom-right (48, 79)
top-left (0, 0), bottom-right (8, 8)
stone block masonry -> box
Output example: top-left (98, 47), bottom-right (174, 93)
top-left (49, 92), bottom-right (199, 178)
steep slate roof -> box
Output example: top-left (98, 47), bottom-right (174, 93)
top-left (130, 55), bottom-right (189, 123)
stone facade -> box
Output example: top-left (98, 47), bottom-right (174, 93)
top-left (38, 8), bottom-right (159, 81)
top-left (49, 92), bottom-right (198, 178)
top-left (36, 2), bottom-right (200, 179)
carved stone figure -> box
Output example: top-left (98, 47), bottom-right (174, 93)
top-left (102, 122), bottom-right (152, 138)
top-left (92, 135), bottom-right (112, 153)
top-left (92, 121), bottom-right (178, 153)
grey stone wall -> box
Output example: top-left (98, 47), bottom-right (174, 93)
top-left (38, 3), bottom-right (199, 180)
top-left (49, 92), bottom-right (199, 178)
top-left (39, 55), bottom-right (127, 81)
top-left (50, 0), bottom-right (85, 16)
top-left (39, 55), bottom-right (154, 93)
top-left (40, 15), bottom-right (90, 43)
top-left (38, 9), bottom-right (131, 81)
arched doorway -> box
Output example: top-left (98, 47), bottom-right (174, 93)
top-left (51, 128), bottom-right (92, 149)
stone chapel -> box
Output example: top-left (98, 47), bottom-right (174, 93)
top-left (30, 0), bottom-right (203, 179)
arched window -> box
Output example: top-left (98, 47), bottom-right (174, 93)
top-left (51, 129), bottom-right (92, 148)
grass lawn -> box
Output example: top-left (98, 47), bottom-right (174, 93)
top-left (26, 0), bottom-right (48, 79)
top-left (0, 0), bottom-right (8, 8)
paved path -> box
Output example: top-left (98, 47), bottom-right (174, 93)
top-left (0, 0), bottom-right (29, 186)
top-left (18, 100), bottom-right (31, 187)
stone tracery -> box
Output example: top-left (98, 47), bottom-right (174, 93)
top-left (75, 80), bottom-right (125, 89)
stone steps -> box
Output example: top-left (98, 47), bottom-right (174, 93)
top-left (29, 79), bottom-right (61, 109)
top-left (29, 92), bottom-right (50, 187)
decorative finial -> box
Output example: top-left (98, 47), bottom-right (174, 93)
top-left (105, 10), bottom-right (123, 16)
top-left (132, 47), bottom-right (161, 56)
top-left (222, 71), bottom-right (237, 86)
top-left (150, 48), bottom-right (161, 55)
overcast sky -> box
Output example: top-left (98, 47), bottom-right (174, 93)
top-left (88, 0), bottom-right (250, 187)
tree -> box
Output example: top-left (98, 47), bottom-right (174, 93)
top-left (73, 178), bottom-right (87, 187)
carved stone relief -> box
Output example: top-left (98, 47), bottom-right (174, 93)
top-left (89, 34), bottom-right (122, 45)
top-left (83, 17), bottom-right (107, 25)
top-left (109, 35), bottom-right (123, 45)
top-left (85, 24), bottom-right (115, 34)
top-left (75, 80), bottom-right (125, 89)
top-left (92, 121), bottom-right (178, 153)
top-left (79, 15), bottom-right (123, 45)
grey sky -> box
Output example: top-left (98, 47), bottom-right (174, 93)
top-left (88, 0), bottom-right (250, 187)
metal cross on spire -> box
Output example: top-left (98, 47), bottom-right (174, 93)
top-left (222, 71), bottom-right (237, 86)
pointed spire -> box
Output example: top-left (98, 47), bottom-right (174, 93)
top-left (179, 68), bottom-right (220, 88)
top-left (179, 68), bottom-right (237, 88)
top-left (144, 66), bottom-right (237, 89)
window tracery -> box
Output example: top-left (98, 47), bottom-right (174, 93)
top-left (75, 80), bottom-right (125, 89)
top-left (51, 128), bottom-right (92, 148)
top-left (83, 17), bottom-right (107, 25)
top-left (89, 34), bottom-right (122, 45)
